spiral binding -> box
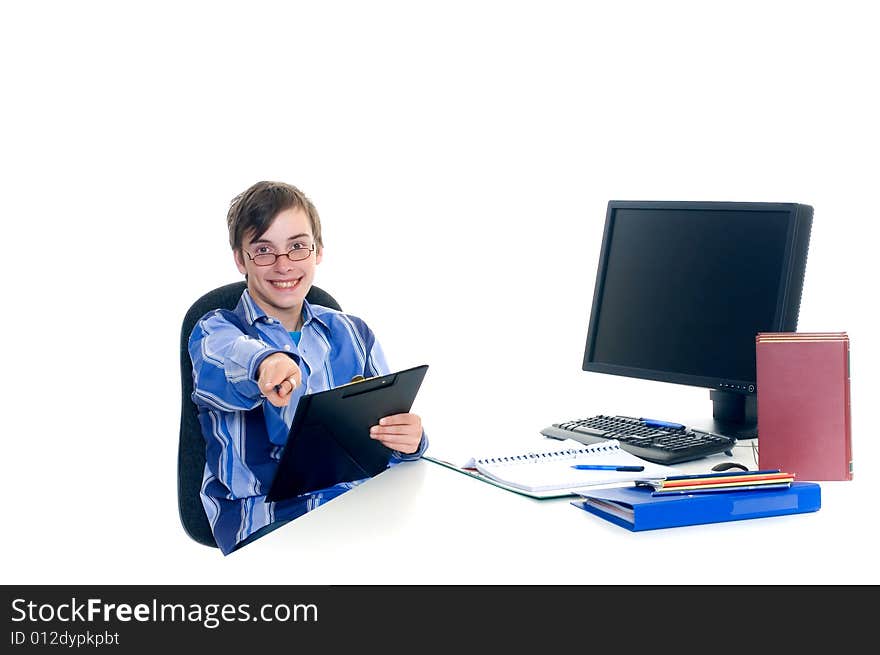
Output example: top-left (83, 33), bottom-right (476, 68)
top-left (476, 441), bottom-right (621, 466)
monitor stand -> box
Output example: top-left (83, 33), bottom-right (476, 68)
top-left (687, 390), bottom-right (757, 442)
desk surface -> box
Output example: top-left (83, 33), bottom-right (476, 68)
top-left (229, 439), bottom-right (879, 584)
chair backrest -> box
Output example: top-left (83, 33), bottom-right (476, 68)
top-left (178, 281), bottom-right (343, 547)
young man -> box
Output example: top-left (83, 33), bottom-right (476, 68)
top-left (189, 181), bottom-right (427, 555)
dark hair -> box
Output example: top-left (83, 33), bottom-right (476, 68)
top-left (226, 181), bottom-right (323, 252)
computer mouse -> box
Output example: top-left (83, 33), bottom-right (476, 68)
top-left (711, 462), bottom-right (749, 472)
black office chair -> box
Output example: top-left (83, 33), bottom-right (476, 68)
top-left (178, 281), bottom-right (343, 547)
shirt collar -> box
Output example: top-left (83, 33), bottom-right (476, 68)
top-left (235, 289), bottom-right (266, 326)
top-left (236, 288), bottom-right (331, 330)
top-left (300, 297), bottom-right (331, 330)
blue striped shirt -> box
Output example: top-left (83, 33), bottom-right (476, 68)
top-left (188, 289), bottom-right (427, 554)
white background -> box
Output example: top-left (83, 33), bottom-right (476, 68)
top-left (1, 1), bottom-right (877, 584)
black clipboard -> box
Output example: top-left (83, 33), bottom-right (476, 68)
top-left (266, 364), bottom-right (429, 502)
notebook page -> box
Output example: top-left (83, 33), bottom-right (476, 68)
top-left (473, 441), bottom-right (679, 492)
top-left (426, 437), bottom-right (588, 471)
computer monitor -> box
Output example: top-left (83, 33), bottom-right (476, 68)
top-left (582, 200), bottom-right (813, 441)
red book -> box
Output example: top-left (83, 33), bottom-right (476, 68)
top-left (755, 332), bottom-right (852, 481)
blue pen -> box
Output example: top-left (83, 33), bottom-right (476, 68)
top-left (571, 464), bottom-right (645, 472)
top-left (639, 417), bottom-right (686, 430)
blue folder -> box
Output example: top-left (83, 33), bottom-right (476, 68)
top-left (571, 481), bottom-right (821, 531)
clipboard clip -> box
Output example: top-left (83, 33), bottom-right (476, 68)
top-left (341, 373), bottom-right (397, 397)
top-left (336, 375), bottom-right (368, 389)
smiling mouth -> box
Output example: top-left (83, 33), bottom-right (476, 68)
top-left (270, 279), bottom-right (301, 289)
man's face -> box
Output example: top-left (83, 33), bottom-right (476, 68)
top-left (234, 207), bottom-right (322, 322)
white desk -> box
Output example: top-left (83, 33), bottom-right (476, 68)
top-left (230, 439), bottom-right (878, 584)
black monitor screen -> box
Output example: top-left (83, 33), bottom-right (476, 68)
top-left (589, 207), bottom-right (790, 384)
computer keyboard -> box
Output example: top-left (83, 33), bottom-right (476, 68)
top-left (540, 415), bottom-right (735, 465)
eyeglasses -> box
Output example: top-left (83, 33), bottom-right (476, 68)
top-left (245, 244), bottom-right (316, 266)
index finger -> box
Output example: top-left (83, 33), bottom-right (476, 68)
top-left (275, 376), bottom-right (297, 397)
top-left (378, 413), bottom-right (420, 426)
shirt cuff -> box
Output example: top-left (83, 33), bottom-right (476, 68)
top-left (393, 430), bottom-right (428, 461)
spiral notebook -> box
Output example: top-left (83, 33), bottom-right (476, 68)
top-left (468, 440), bottom-right (678, 493)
